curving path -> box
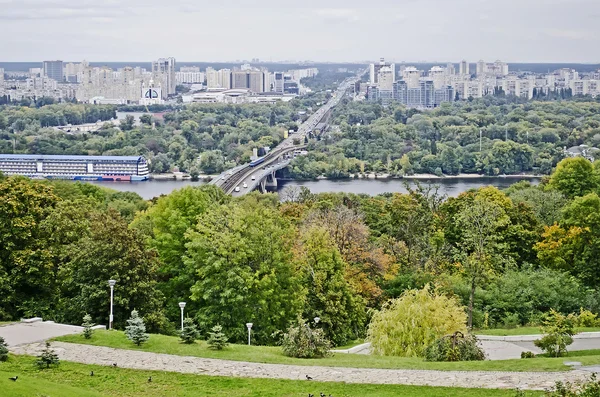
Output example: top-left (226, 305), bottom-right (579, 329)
top-left (11, 342), bottom-right (591, 391)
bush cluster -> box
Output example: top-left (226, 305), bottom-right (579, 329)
top-left (281, 319), bottom-right (332, 359)
top-left (424, 332), bottom-right (485, 362)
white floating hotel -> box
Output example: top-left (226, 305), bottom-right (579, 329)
top-left (0, 154), bottom-right (149, 181)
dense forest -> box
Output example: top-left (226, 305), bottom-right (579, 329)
top-left (0, 90), bottom-right (336, 175)
top-left (288, 98), bottom-right (600, 178)
top-left (2, 156), bottom-right (600, 345)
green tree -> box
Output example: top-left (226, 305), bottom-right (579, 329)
top-left (36, 342), bottom-right (60, 369)
top-left (0, 336), bottom-right (8, 362)
top-left (82, 314), bottom-right (94, 339)
top-left (186, 194), bottom-right (302, 345)
top-left (547, 157), bottom-right (599, 199)
top-left (61, 209), bottom-right (165, 330)
top-left (125, 309), bottom-right (149, 346)
top-left (0, 177), bottom-right (59, 320)
top-left (207, 324), bottom-right (229, 350)
top-left (179, 318), bottom-right (199, 344)
top-left (367, 285), bottom-right (467, 357)
top-left (456, 198), bottom-right (509, 328)
top-left (298, 226), bottom-right (366, 346)
top-left (131, 185), bottom-right (228, 322)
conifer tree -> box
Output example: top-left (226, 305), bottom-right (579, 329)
top-left (207, 324), bottom-right (228, 350)
top-left (125, 310), bottom-right (149, 346)
top-left (179, 318), bottom-right (199, 344)
top-left (0, 336), bottom-right (8, 362)
top-left (36, 342), bottom-right (60, 369)
top-left (82, 313), bottom-right (94, 339)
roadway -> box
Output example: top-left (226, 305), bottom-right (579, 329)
top-left (212, 72), bottom-right (364, 196)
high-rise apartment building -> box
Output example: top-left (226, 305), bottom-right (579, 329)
top-left (430, 66), bottom-right (447, 89)
top-left (402, 66), bottom-right (421, 89)
top-left (369, 58), bottom-right (396, 85)
top-left (377, 66), bottom-right (395, 91)
top-left (152, 57), bottom-right (176, 98)
top-left (476, 60), bottom-right (508, 77)
top-left (0, 68), bottom-right (4, 86)
top-left (459, 60), bottom-right (469, 76)
top-left (43, 60), bottom-right (64, 82)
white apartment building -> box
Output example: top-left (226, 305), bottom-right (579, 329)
top-left (459, 60), bottom-right (469, 76)
top-left (377, 66), bottom-right (394, 91)
top-left (176, 71), bottom-right (205, 84)
top-left (476, 60), bottom-right (509, 77)
top-left (180, 66), bottom-right (200, 73)
top-left (570, 79), bottom-right (600, 96)
top-left (370, 58), bottom-right (396, 85)
top-left (402, 67), bottom-right (421, 89)
top-left (430, 66), bottom-right (447, 89)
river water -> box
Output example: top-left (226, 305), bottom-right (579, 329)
top-left (88, 176), bottom-right (540, 200)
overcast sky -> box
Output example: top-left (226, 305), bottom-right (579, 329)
top-left (1, 0), bottom-right (599, 63)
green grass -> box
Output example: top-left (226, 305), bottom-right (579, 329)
top-left (475, 327), bottom-right (600, 336)
top-left (334, 339), bottom-right (365, 350)
top-left (0, 354), bottom-right (534, 397)
top-left (0, 321), bottom-right (15, 327)
top-left (54, 330), bottom-right (600, 372)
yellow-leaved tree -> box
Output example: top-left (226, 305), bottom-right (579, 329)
top-left (367, 285), bottom-right (467, 357)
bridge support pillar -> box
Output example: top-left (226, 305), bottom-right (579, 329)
top-left (259, 178), bottom-right (267, 193)
top-left (265, 172), bottom-right (277, 189)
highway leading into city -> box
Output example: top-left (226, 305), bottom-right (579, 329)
top-left (212, 72), bottom-right (364, 196)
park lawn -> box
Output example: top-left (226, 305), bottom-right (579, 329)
top-left (55, 330), bottom-right (599, 372)
top-left (475, 327), bottom-right (600, 336)
top-left (0, 355), bottom-right (534, 397)
top-left (334, 339), bottom-right (365, 350)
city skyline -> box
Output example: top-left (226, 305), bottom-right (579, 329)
top-left (1, 0), bottom-right (599, 63)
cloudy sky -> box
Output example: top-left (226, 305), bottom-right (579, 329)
top-left (1, 0), bottom-right (599, 63)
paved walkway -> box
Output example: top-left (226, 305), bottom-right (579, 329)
top-left (0, 321), bottom-right (85, 346)
top-left (10, 342), bottom-right (591, 390)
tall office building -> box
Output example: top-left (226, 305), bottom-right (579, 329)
top-left (459, 60), bottom-right (469, 76)
top-left (0, 68), bottom-right (4, 86)
top-left (274, 72), bottom-right (284, 93)
top-left (151, 57), bottom-right (176, 98)
top-left (43, 60), bottom-right (64, 82)
top-left (369, 58), bottom-right (396, 85)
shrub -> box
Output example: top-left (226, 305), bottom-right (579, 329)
top-left (520, 351), bottom-right (535, 359)
top-left (577, 308), bottom-right (598, 327)
top-left (180, 318), bottom-right (199, 344)
top-left (0, 336), bottom-right (8, 362)
top-left (424, 332), bottom-right (485, 362)
top-left (207, 325), bottom-right (228, 350)
top-left (36, 342), bottom-right (59, 369)
top-left (537, 374), bottom-right (600, 397)
top-left (534, 309), bottom-right (577, 357)
top-left (367, 285), bottom-right (467, 357)
top-left (281, 319), bottom-right (332, 359)
top-left (125, 310), bottom-right (149, 346)
top-left (82, 314), bottom-right (94, 339)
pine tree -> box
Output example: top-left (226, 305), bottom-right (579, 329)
top-left (125, 310), bottom-right (149, 346)
top-left (0, 336), bottom-right (8, 362)
top-left (36, 342), bottom-right (60, 369)
top-left (207, 324), bottom-right (229, 350)
top-left (82, 313), bottom-right (94, 339)
top-left (179, 318), bottom-right (199, 344)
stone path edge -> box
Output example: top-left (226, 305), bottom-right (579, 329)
top-left (9, 342), bottom-right (593, 391)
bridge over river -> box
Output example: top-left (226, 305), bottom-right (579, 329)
top-left (210, 72), bottom-right (364, 196)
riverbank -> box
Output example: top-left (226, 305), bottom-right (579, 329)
top-left (298, 172), bottom-right (544, 181)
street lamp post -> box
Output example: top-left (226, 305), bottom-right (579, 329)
top-left (178, 302), bottom-right (186, 331)
top-left (108, 279), bottom-right (116, 330)
top-left (246, 323), bottom-right (253, 346)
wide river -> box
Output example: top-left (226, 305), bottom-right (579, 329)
top-left (89, 176), bottom-right (541, 200)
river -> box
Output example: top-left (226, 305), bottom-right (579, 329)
top-left (87, 176), bottom-right (541, 200)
